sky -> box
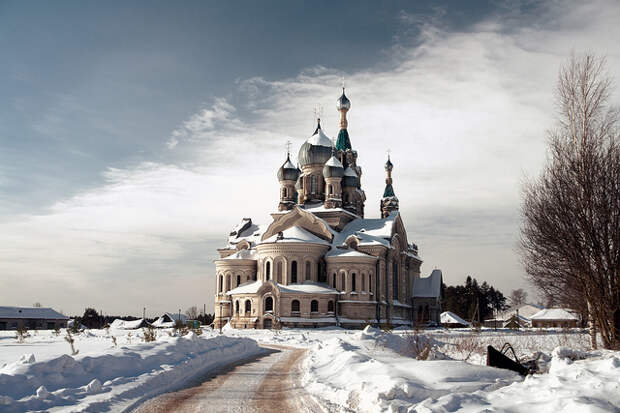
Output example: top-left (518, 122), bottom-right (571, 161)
top-left (1, 0), bottom-right (619, 317)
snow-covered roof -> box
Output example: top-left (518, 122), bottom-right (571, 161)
top-left (282, 159), bottom-right (296, 169)
top-left (302, 203), bottom-right (359, 217)
top-left (325, 248), bottom-right (377, 259)
top-left (307, 127), bottom-right (333, 147)
top-left (531, 308), bottom-right (579, 321)
top-left (441, 311), bottom-right (470, 326)
top-left (412, 269), bottom-right (442, 298)
top-left (492, 304), bottom-right (544, 322)
top-left (223, 249), bottom-right (258, 260)
top-left (325, 156), bottom-right (343, 168)
top-left (278, 281), bottom-right (339, 295)
top-left (227, 218), bottom-right (268, 248)
top-left (110, 318), bottom-right (148, 329)
top-left (227, 280), bottom-right (262, 295)
top-left (260, 226), bottom-right (331, 245)
top-left (333, 213), bottom-right (398, 247)
top-left (152, 312), bottom-right (188, 327)
top-left (0, 306), bottom-right (68, 320)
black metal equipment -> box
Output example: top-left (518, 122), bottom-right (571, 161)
top-left (486, 343), bottom-right (537, 376)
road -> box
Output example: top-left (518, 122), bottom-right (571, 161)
top-left (131, 345), bottom-right (326, 413)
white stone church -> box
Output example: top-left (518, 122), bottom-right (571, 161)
top-left (214, 88), bottom-right (441, 329)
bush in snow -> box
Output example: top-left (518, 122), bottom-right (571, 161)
top-left (15, 326), bottom-right (30, 343)
top-left (142, 326), bottom-right (157, 343)
top-left (111, 335), bottom-right (117, 347)
top-left (64, 330), bottom-right (79, 355)
top-left (53, 327), bottom-right (61, 336)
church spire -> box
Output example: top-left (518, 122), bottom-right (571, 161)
top-left (335, 81), bottom-right (352, 151)
top-left (380, 153), bottom-right (399, 218)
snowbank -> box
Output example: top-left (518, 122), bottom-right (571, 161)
top-left (0, 332), bottom-right (265, 412)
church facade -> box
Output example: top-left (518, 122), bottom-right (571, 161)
top-left (214, 88), bottom-right (441, 329)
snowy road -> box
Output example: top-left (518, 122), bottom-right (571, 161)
top-left (131, 345), bottom-right (326, 413)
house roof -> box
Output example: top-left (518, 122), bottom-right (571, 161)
top-left (0, 306), bottom-right (68, 320)
top-left (531, 308), bottom-right (579, 321)
top-left (440, 311), bottom-right (470, 326)
top-left (413, 269), bottom-right (442, 298)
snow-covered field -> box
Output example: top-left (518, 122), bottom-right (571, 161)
top-left (1, 326), bottom-right (618, 412)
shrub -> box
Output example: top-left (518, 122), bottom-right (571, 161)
top-left (64, 330), bottom-right (79, 355)
top-left (15, 326), bottom-right (30, 343)
top-left (143, 326), bottom-right (157, 342)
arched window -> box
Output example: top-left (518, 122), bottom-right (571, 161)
top-left (327, 301), bottom-right (334, 313)
top-left (341, 273), bottom-right (345, 292)
top-left (265, 261), bottom-right (271, 281)
top-left (245, 300), bottom-right (252, 314)
top-left (352, 273), bottom-right (356, 292)
top-left (392, 260), bottom-right (398, 300)
top-left (247, 275), bottom-right (251, 282)
top-left (219, 275), bottom-right (223, 293)
top-left (276, 261), bottom-right (282, 283)
top-left (291, 261), bottom-right (298, 283)
top-left (332, 273), bottom-right (336, 288)
top-left (235, 301), bottom-right (239, 314)
top-left (291, 300), bottom-right (300, 313)
top-left (311, 175), bottom-right (318, 194)
top-left (311, 300), bottom-right (319, 313)
top-left (369, 274), bottom-right (373, 293)
top-left (417, 305), bottom-right (423, 322)
top-left (227, 275), bottom-right (231, 291)
top-left (236, 275), bottom-right (241, 287)
top-left (265, 296), bottom-right (273, 312)
top-left (305, 261), bottom-right (311, 281)
top-left (361, 274), bottom-right (366, 292)
top-left (318, 261), bottom-right (326, 283)
top-left (328, 184), bottom-right (332, 195)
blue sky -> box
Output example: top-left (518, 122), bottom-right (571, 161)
top-left (1, 0), bottom-right (619, 316)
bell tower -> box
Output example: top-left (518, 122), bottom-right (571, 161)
top-left (380, 154), bottom-right (399, 218)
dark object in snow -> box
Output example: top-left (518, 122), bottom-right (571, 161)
top-left (487, 343), bottom-right (536, 376)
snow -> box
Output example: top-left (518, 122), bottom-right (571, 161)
top-left (0, 306), bottom-right (68, 320)
top-left (0, 328), bottom-right (265, 412)
top-left (278, 281), bottom-right (339, 295)
top-left (282, 159), bottom-right (296, 169)
top-left (109, 319), bottom-right (148, 329)
top-left (412, 269), bottom-right (442, 298)
top-left (344, 166), bottom-right (358, 177)
top-left (441, 311), bottom-right (471, 326)
top-left (531, 308), bottom-right (579, 321)
top-left (326, 247), bottom-right (377, 258)
top-left (260, 225), bottom-right (331, 245)
top-left (223, 249), bottom-right (257, 260)
top-left (307, 127), bottom-right (333, 147)
top-left (325, 155), bottom-right (343, 168)
top-left (151, 313), bottom-right (188, 328)
top-left (226, 280), bottom-right (262, 295)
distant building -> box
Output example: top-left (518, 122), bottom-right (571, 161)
top-left (412, 269), bottom-right (442, 324)
top-left (152, 313), bottom-right (188, 328)
top-left (484, 303), bottom-right (543, 328)
top-left (0, 306), bottom-right (69, 330)
top-left (531, 309), bottom-right (579, 328)
top-left (440, 311), bottom-right (470, 328)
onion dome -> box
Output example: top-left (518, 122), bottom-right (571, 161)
top-left (385, 156), bottom-right (393, 172)
top-left (298, 119), bottom-right (334, 167)
top-left (336, 88), bottom-right (351, 111)
top-left (342, 166), bottom-right (358, 187)
top-left (323, 151), bottom-right (344, 178)
top-left (277, 154), bottom-right (300, 181)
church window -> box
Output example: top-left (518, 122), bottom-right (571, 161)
top-left (361, 273), bottom-right (366, 292)
top-left (392, 260), bottom-right (399, 300)
top-left (352, 273), bottom-right (356, 292)
top-left (291, 300), bottom-right (300, 313)
top-left (245, 300), bottom-right (251, 314)
top-left (235, 301), bottom-right (239, 314)
top-left (276, 261), bottom-right (282, 283)
top-left (236, 275), bottom-right (241, 287)
top-left (332, 273), bottom-right (336, 288)
top-left (327, 301), bottom-right (334, 313)
top-left (318, 261), bottom-right (326, 283)
top-left (369, 274), bottom-right (373, 293)
top-left (328, 184), bottom-right (332, 195)
top-left (219, 275), bottom-right (223, 293)
top-left (341, 273), bottom-right (345, 292)
top-left (227, 275), bottom-right (231, 291)
top-left (310, 300), bottom-right (319, 313)
top-left (291, 261), bottom-right (298, 283)
top-left (311, 175), bottom-right (318, 194)
top-left (305, 261), bottom-right (311, 281)
top-left (265, 261), bottom-right (271, 281)
top-left (265, 296), bottom-right (273, 312)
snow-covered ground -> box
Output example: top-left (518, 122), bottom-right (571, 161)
top-left (1, 326), bottom-right (618, 412)
top-left (0, 328), bottom-right (265, 412)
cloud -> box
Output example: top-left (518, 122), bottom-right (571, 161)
top-left (2, 0), bottom-right (619, 314)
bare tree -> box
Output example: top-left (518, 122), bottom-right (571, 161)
top-left (185, 306), bottom-right (199, 320)
top-left (33, 302), bottom-right (42, 308)
top-left (520, 53), bottom-right (620, 349)
top-left (509, 289), bottom-right (528, 307)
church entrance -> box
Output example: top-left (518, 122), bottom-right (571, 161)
top-left (263, 318), bottom-right (272, 329)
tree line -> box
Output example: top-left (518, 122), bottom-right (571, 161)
top-left (441, 276), bottom-right (507, 323)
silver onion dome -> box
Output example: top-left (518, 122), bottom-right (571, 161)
top-left (336, 88), bottom-right (351, 111)
top-left (277, 155), bottom-right (301, 181)
top-left (298, 119), bottom-right (334, 167)
top-left (323, 153), bottom-right (344, 178)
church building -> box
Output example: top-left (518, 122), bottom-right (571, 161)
top-left (214, 88), bottom-right (441, 329)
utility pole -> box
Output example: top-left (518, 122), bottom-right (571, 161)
top-left (143, 307), bottom-right (146, 320)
